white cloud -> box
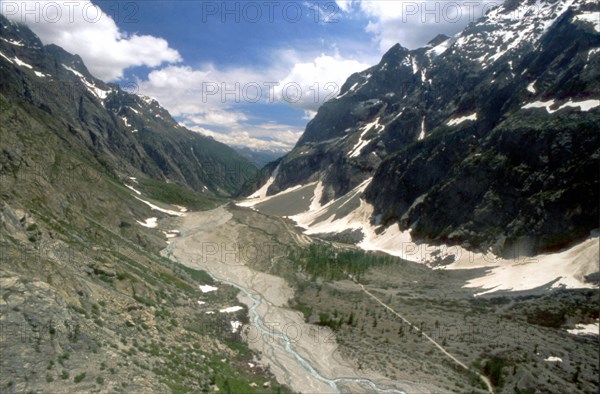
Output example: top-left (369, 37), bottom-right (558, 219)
top-left (303, 110), bottom-right (317, 120)
top-left (337, 0), bottom-right (498, 50)
top-left (0, 0), bottom-right (181, 80)
top-left (335, 0), bottom-right (355, 14)
top-left (274, 52), bottom-right (370, 112)
top-left (138, 51), bottom-right (370, 116)
top-left (187, 111), bottom-right (248, 128)
top-left (136, 52), bottom-right (370, 151)
top-left (185, 123), bottom-right (303, 153)
top-left (137, 64), bottom-right (267, 117)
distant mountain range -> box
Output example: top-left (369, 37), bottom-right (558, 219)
top-left (245, 0), bottom-right (600, 257)
top-left (233, 146), bottom-right (285, 169)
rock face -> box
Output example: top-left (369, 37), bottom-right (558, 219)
top-left (0, 14), bottom-right (257, 197)
top-left (258, 0), bottom-right (600, 254)
top-left (0, 16), bottom-right (281, 393)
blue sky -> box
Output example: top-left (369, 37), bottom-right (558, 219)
top-left (1, 0), bottom-right (494, 152)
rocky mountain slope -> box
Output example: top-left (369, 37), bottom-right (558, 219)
top-left (249, 0), bottom-right (600, 256)
top-left (0, 16), bottom-right (285, 393)
top-left (0, 14), bottom-right (257, 197)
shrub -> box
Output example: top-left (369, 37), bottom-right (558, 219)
top-left (74, 372), bottom-right (86, 383)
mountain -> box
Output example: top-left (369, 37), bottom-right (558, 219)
top-left (244, 0), bottom-right (600, 257)
top-left (0, 15), bottom-right (257, 197)
top-left (0, 16), bottom-right (286, 393)
top-left (233, 146), bottom-right (285, 169)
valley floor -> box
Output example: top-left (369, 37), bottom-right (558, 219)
top-left (163, 205), bottom-right (434, 393)
top-left (162, 204), bottom-right (599, 393)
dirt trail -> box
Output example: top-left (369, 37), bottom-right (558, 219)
top-left (354, 280), bottom-right (495, 394)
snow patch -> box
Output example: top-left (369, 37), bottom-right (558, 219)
top-left (522, 99), bottom-right (600, 113)
top-left (13, 56), bottom-right (32, 69)
top-left (0, 37), bottom-right (24, 46)
top-left (452, 236), bottom-right (599, 296)
top-left (230, 320), bottom-right (242, 333)
top-left (0, 51), bottom-right (14, 63)
top-left (544, 356), bottom-right (562, 362)
top-left (247, 165), bottom-right (279, 199)
top-left (309, 182), bottom-right (324, 211)
top-left (120, 116), bottom-right (132, 128)
top-left (526, 82), bottom-right (536, 94)
top-left (238, 174), bottom-right (307, 208)
top-left (411, 57), bottom-right (419, 74)
top-left (125, 184), bottom-right (141, 195)
top-left (427, 37), bottom-right (453, 57)
top-left (220, 306), bottom-right (244, 313)
top-left (574, 12), bottom-right (600, 32)
top-left (199, 285), bottom-right (218, 293)
top-left (418, 117), bottom-right (426, 140)
top-left (336, 82), bottom-right (359, 100)
top-left (163, 230), bottom-right (180, 239)
top-left (139, 95), bottom-right (157, 105)
top-left (134, 196), bottom-right (186, 217)
top-left (349, 118), bottom-right (382, 157)
top-left (62, 64), bottom-right (111, 101)
top-left (566, 320), bottom-right (599, 336)
top-left (290, 178), bottom-right (373, 234)
top-left (136, 217), bottom-right (157, 228)
top-left (447, 113), bottom-right (477, 126)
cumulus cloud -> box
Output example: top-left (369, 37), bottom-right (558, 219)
top-left (187, 111), bottom-right (248, 128)
top-left (137, 64), bottom-right (267, 117)
top-left (274, 52), bottom-right (370, 112)
top-left (184, 122), bottom-right (304, 153)
top-left (138, 51), bottom-right (370, 116)
top-left (336, 0), bottom-right (498, 50)
top-left (0, 0), bottom-right (181, 80)
top-left (136, 52), bottom-right (370, 151)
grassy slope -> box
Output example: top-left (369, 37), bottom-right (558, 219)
top-left (0, 94), bottom-right (289, 393)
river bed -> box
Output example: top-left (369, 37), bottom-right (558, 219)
top-left (163, 206), bottom-right (416, 393)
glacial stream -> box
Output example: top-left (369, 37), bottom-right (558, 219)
top-left (162, 207), bottom-right (407, 393)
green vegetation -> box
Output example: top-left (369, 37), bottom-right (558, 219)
top-left (58, 352), bottom-right (70, 367)
top-left (482, 357), bottom-right (507, 389)
top-left (139, 178), bottom-right (223, 211)
top-left (317, 311), bottom-right (343, 330)
top-left (179, 265), bottom-right (214, 284)
top-left (291, 302), bottom-right (313, 321)
top-left (288, 243), bottom-right (398, 280)
top-left (73, 372), bottom-right (86, 383)
top-left (526, 308), bottom-right (566, 328)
